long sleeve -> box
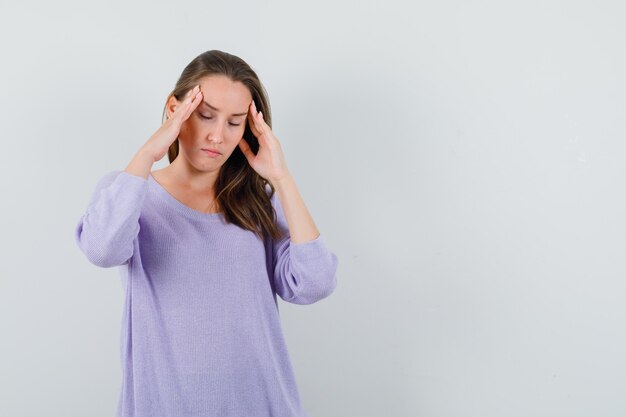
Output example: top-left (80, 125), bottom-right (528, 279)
top-left (74, 170), bottom-right (148, 268)
top-left (267, 188), bottom-right (338, 305)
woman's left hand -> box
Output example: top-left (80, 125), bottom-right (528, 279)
top-left (238, 99), bottom-right (291, 185)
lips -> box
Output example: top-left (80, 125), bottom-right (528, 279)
top-left (201, 148), bottom-right (222, 155)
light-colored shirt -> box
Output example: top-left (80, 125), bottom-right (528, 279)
top-left (74, 170), bottom-right (338, 417)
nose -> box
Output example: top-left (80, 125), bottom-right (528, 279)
top-left (209, 124), bottom-right (224, 143)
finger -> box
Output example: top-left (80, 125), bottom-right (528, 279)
top-left (184, 86), bottom-right (196, 99)
top-left (183, 86), bottom-right (202, 110)
top-left (238, 138), bottom-right (254, 163)
top-left (257, 111), bottom-right (266, 128)
top-left (173, 86), bottom-right (202, 121)
top-left (249, 103), bottom-right (270, 144)
top-left (247, 101), bottom-right (262, 137)
top-left (250, 110), bottom-right (271, 146)
top-left (180, 85), bottom-right (199, 107)
top-left (251, 100), bottom-right (270, 134)
top-left (184, 90), bottom-right (203, 119)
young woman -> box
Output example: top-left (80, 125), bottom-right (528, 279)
top-left (74, 49), bottom-right (338, 417)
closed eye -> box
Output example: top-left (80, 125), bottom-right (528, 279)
top-left (199, 114), bottom-right (241, 126)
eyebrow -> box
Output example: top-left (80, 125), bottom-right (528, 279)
top-left (201, 100), bottom-right (248, 117)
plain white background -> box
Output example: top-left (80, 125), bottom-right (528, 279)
top-left (1, 0), bottom-right (625, 416)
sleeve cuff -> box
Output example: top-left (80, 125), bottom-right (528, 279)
top-left (116, 171), bottom-right (148, 186)
top-left (289, 234), bottom-right (329, 260)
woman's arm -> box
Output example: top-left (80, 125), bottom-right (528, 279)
top-left (266, 183), bottom-right (338, 305)
top-left (241, 99), bottom-right (338, 304)
top-left (239, 99), bottom-right (322, 244)
top-left (74, 170), bottom-right (147, 267)
top-left (76, 85), bottom-right (204, 267)
top-left (271, 174), bottom-right (320, 244)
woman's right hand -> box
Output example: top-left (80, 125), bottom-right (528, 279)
top-left (144, 84), bottom-right (204, 162)
top-left (124, 85), bottom-right (203, 179)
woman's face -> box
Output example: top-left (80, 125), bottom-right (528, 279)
top-left (170, 74), bottom-right (252, 171)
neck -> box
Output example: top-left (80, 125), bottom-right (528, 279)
top-left (166, 155), bottom-right (220, 194)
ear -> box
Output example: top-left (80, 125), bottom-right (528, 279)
top-left (166, 95), bottom-right (181, 119)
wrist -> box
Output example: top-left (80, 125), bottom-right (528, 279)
top-left (138, 146), bottom-right (159, 163)
top-left (270, 173), bottom-right (294, 190)
top-left (125, 148), bottom-right (155, 179)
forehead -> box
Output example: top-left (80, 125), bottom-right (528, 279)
top-left (197, 75), bottom-right (251, 112)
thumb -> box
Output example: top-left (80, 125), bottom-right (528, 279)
top-left (238, 138), bottom-right (254, 164)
